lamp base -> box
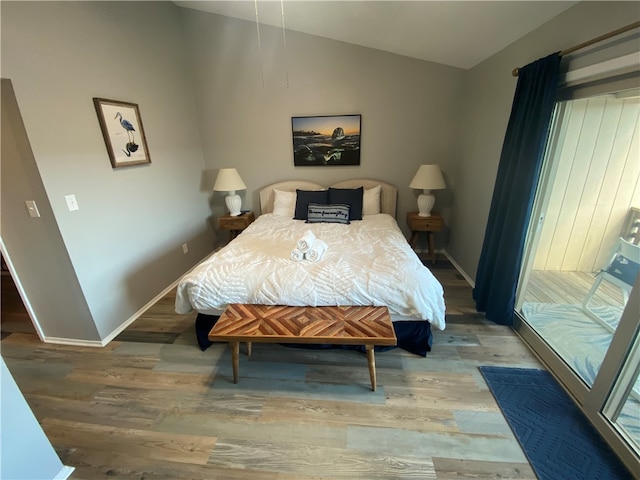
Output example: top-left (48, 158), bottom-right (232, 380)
top-left (225, 192), bottom-right (242, 217)
top-left (417, 191), bottom-right (435, 217)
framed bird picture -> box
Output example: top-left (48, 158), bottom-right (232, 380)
top-left (93, 98), bottom-right (151, 168)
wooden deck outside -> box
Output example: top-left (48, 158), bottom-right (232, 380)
top-left (523, 269), bottom-right (625, 309)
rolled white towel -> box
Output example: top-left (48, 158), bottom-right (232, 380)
top-left (297, 229), bottom-right (317, 253)
top-left (304, 240), bottom-right (328, 262)
top-left (290, 248), bottom-right (304, 262)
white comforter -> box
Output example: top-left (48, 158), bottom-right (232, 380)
top-left (175, 213), bottom-right (446, 330)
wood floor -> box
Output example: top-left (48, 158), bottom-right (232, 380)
top-left (1, 255), bottom-right (543, 479)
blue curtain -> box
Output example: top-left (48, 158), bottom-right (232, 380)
top-left (473, 53), bottom-right (561, 326)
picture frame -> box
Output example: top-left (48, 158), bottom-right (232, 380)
top-left (292, 114), bottom-right (361, 166)
top-left (93, 98), bottom-right (151, 168)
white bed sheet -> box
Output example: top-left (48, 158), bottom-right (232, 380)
top-left (175, 213), bottom-right (446, 330)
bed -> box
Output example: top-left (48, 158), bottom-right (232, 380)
top-left (175, 179), bottom-right (446, 356)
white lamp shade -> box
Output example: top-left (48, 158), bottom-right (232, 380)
top-left (409, 164), bottom-right (446, 190)
top-left (213, 168), bottom-right (247, 192)
top-left (410, 165), bottom-right (445, 217)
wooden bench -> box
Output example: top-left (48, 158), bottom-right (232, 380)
top-left (208, 304), bottom-right (397, 391)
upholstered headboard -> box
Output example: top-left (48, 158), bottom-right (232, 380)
top-left (259, 179), bottom-right (397, 217)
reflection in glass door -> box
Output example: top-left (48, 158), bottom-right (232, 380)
top-left (515, 88), bottom-right (640, 469)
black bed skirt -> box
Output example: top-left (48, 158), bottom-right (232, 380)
top-left (195, 313), bottom-right (433, 357)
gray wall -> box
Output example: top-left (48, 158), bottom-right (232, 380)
top-left (1, 1), bottom-right (214, 340)
top-left (2, 79), bottom-right (99, 341)
top-left (178, 8), bottom-right (465, 237)
top-left (447, 1), bottom-right (640, 282)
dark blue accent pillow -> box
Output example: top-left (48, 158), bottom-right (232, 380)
top-left (294, 190), bottom-right (329, 220)
top-left (328, 187), bottom-right (363, 220)
top-left (307, 203), bottom-right (350, 224)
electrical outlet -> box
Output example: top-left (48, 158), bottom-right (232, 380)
top-left (182, 243), bottom-right (189, 254)
top-left (65, 194), bottom-right (79, 212)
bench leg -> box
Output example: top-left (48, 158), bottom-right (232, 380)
top-left (366, 345), bottom-right (376, 392)
top-left (246, 342), bottom-right (252, 358)
top-left (230, 342), bottom-right (239, 384)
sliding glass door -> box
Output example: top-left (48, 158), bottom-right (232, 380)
top-left (515, 88), bottom-right (640, 470)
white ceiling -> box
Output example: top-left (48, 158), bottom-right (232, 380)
top-left (174, 1), bottom-right (577, 69)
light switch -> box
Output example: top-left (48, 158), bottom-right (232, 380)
top-left (65, 194), bottom-right (79, 212)
top-left (25, 200), bottom-right (40, 218)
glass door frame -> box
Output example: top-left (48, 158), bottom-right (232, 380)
top-left (514, 99), bottom-right (640, 473)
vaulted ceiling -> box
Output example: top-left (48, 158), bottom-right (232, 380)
top-left (175, 1), bottom-right (577, 69)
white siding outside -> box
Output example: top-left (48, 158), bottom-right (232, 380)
top-left (534, 95), bottom-right (640, 272)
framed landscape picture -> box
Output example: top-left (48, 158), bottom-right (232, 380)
top-left (292, 114), bottom-right (361, 166)
top-left (93, 98), bottom-right (151, 168)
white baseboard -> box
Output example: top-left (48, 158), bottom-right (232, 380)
top-left (32, 277), bottom-right (181, 348)
top-left (40, 251), bottom-right (215, 347)
top-left (415, 246), bottom-right (475, 287)
top-left (54, 466), bottom-right (75, 480)
top-left (41, 336), bottom-right (104, 348)
top-left (99, 277), bottom-right (183, 345)
top-left (41, 279), bottom-right (183, 348)
top-left (3, 236), bottom-right (214, 348)
top-left (442, 249), bottom-right (475, 288)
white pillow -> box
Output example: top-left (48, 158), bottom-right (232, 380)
top-left (362, 185), bottom-right (381, 215)
top-left (272, 189), bottom-right (296, 217)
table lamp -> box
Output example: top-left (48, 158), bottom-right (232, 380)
top-left (213, 168), bottom-right (247, 216)
top-left (409, 164), bottom-right (446, 217)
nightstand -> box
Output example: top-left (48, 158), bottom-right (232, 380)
top-left (219, 211), bottom-right (255, 241)
top-left (407, 212), bottom-right (443, 263)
